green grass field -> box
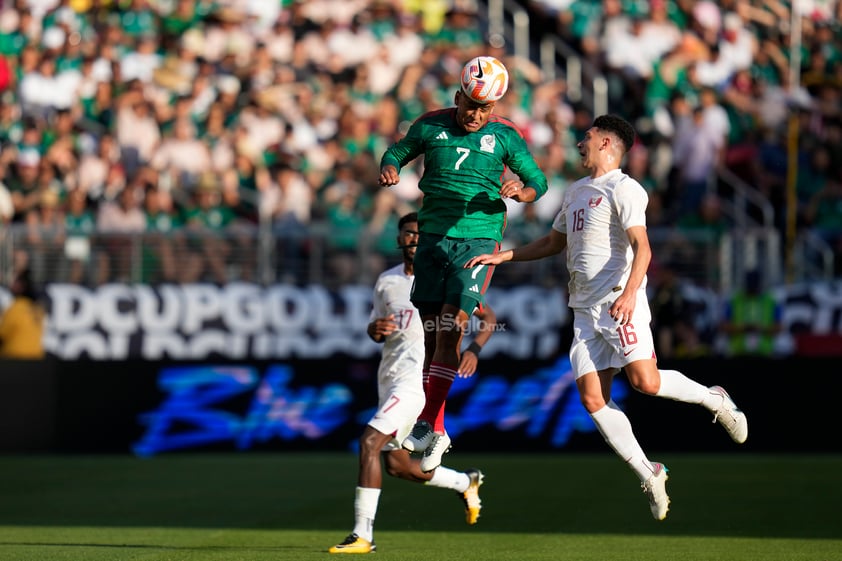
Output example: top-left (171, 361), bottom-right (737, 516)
top-left (0, 453), bottom-right (839, 561)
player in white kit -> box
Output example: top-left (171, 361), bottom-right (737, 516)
top-left (465, 115), bottom-right (747, 521)
top-left (330, 213), bottom-right (492, 554)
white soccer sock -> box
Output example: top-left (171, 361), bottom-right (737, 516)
top-left (426, 466), bottom-right (470, 493)
top-left (352, 486), bottom-right (380, 542)
top-left (655, 369), bottom-right (715, 408)
top-left (591, 401), bottom-right (654, 481)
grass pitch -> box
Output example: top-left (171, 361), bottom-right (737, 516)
top-left (0, 453), bottom-right (839, 561)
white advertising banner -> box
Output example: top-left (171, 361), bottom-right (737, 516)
top-left (37, 283), bottom-right (569, 360)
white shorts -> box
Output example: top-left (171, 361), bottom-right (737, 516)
top-left (368, 375), bottom-right (426, 452)
top-left (569, 289), bottom-right (655, 378)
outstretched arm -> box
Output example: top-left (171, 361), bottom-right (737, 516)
top-left (464, 228), bottom-right (567, 268)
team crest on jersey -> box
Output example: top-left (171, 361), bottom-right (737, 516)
top-left (480, 134), bottom-right (496, 153)
top-left (588, 196), bottom-right (603, 208)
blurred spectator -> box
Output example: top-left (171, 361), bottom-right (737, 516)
top-left (670, 192), bottom-right (728, 285)
top-left (670, 104), bottom-right (724, 216)
top-left (601, 1), bottom-right (651, 117)
top-left (0, 268), bottom-right (45, 359)
top-left (142, 184), bottom-right (181, 283)
top-left (259, 15), bottom-right (295, 65)
top-left (505, 202), bottom-right (549, 250)
top-left (19, 51), bottom-right (79, 117)
top-left (8, 148), bottom-right (44, 219)
top-left (160, 0), bottom-right (202, 46)
top-left (186, 72), bottom-right (216, 121)
top-left (262, 161), bottom-right (311, 283)
top-left (180, 172), bottom-right (233, 284)
top-left (150, 116), bottom-right (211, 189)
top-left (63, 187), bottom-right (95, 284)
top-left (677, 192), bottom-right (729, 242)
top-left (650, 262), bottom-right (682, 359)
top-left (796, 144), bottom-right (833, 225)
top-left (264, 161), bottom-right (311, 233)
top-left (115, 88), bottom-right (160, 176)
top-left (804, 175), bottom-right (842, 249)
top-left (76, 132), bottom-right (119, 195)
top-left (0, 174), bottom-right (13, 224)
top-left (93, 161), bottom-right (129, 209)
top-left (384, 12), bottom-right (424, 69)
top-left (203, 6), bottom-right (256, 69)
top-left (0, 95), bottom-right (22, 146)
top-left (80, 77), bottom-right (115, 133)
top-left (428, 0), bottom-right (484, 55)
top-left (120, 0), bottom-right (159, 40)
top-left (648, 262), bottom-right (709, 359)
top-left (698, 86), bottom-right (729, 144)
top-left (330, 13), bottom-right (380, 70)
top-left (499, 203), bottom-right (554, 285)
top-left (716, 11), bottom-right (756, 80)
top-left (625, 143), bottom-right (658, 193)
top-left (367, 0), bottom-right (397, 40)
top-left (643, 39), bottom-right (701, 121)
top-left (43, 108), bottom-right (78, 172)
top-left (157, 93), bottom-right (194, 136)
top-left (120, 33), bottom-right (162, 84)
top-left (403, 0), bottom-right (449, 34)
top-left (639, 0), bottom-right (681, 60)
top-left (238, 103), bottom-right (283, 161)
top-left (719, 269), bottom-right (783, 357)
top-left (219, 167), bottom-right (258, 281)
top-left (0, 8), bottom-right (35, 58)
top-left (320, 163), bottom-right (383, 286)
top-left (364, 45), bottom-right (404, 97)
top-left (96, 185), bottom-right (146, 283)
top-left (24, 187), bottom-right (65, 280)
top-left (366, 181), bottom-right (412, 258)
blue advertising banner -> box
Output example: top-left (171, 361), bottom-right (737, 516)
top-left (3, 356), bottom-right (839, 454)
top-left (131, 357), bottom-right (621, 457)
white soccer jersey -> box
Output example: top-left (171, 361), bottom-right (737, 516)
top-left (553, 168), bottom-right (649, 308)
top-left (371, 264), bottom-right (425, 385)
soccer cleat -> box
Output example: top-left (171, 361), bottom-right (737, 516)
top-left (709, 385), bottom-right (748, 444)
top-left (402, 420), bottom-right (434, 452)
top-left (641, 462), bottom-right (670, 521)
top-left (420, 432), bottom-right (452, 473)
top-left (328, 533), bottom-right (376, 554)
top-left (459, 468), bottom-right (484, 525)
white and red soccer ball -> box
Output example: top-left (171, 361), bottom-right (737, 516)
top-left (460, 56), bottom-right (509, 104)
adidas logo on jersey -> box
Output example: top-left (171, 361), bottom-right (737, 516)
top-left (469, 284), bottom-right (480, 293)
top-left (436, 131), bottom-right (448, 140)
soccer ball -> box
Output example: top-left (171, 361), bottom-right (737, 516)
top-left (460, 56), bottom-right (509, 104)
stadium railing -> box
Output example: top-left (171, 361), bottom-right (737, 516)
top-left (2, 221), bottom-right (827, 292)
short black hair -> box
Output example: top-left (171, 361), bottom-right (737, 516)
top-left (398, 212), bottom-right (418, 230)
top-left (592, 114), bottom-right (636, 154)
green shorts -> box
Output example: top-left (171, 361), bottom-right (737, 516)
top-left (410, 233), bottom-right (499, 316)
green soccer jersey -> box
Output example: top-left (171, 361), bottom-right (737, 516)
top-left (381, 108), bottom-right (547, 241)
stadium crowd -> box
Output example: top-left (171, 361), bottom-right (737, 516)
top-left (526, 0), bottom-right (841, 232)
top-left (0, 0), bottom-right (839, 351)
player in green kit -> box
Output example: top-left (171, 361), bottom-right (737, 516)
top-left (378, 55), bottom-right (548, 472)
